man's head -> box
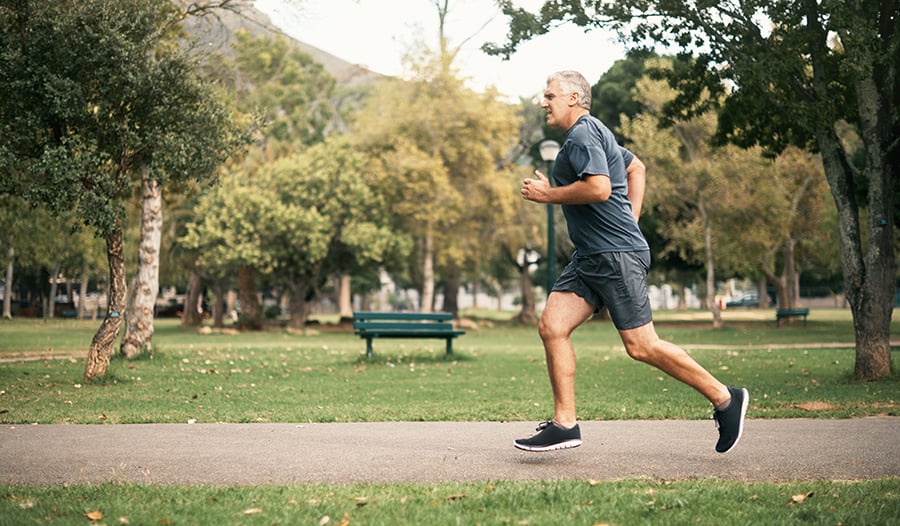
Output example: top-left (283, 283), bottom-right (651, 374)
top-left (541, 70), bottom-right (591, 129)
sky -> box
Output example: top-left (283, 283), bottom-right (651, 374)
top-left (253, 0), bottom-right (627, 101)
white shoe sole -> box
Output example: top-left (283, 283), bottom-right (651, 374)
top-left (513, 438), bottom-right (583, 452)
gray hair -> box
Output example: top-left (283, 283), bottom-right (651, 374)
top-left (547, 70), bottom-right (592, 110)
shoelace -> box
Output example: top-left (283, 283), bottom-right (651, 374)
top-left (534, 421), bottom-right (553, 432)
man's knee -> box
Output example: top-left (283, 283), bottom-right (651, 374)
top-left (620, 324), bottom-right (659, 362)
top-left (624, 341), bottom-right (654, 363)
top-left (537, 316), bottom-right (561, 342)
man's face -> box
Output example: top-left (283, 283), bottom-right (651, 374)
top-left (540, 80), bottom-right (573, 129)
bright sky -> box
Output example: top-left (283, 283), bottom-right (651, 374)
top-left (253, 0), bottom-right (627, 101)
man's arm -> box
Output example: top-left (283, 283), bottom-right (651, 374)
top-left (625, 154), bottom-right (646, 220)
top-left (522, 170), bottom-right (611, 205)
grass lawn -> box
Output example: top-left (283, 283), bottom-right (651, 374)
top-left (0, 308), bottom-right (897, 525)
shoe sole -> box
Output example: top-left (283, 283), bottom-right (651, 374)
top-left (718, 387), bottom-right (749, 454)
top-left (513, 438), bottom-right (583, 452)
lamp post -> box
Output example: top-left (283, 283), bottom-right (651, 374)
top-left (539, 139), bottom-right (560, 296)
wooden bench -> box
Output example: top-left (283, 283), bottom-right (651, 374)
top-left (352, 311), bottom-right (465, 357)
top-left (776, 307), bottom-right (810, 327)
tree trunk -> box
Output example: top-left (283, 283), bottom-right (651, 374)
top-left (817, 125), bottom-right (894, 381)
top-left (77, 260), bottom-right (89, 319)
top-left (46, 260), bottom-right (60, 319)
top-left (514, 258), bottom-right (538, 325)
top-left (237, 265), bottom-right (261, 330)
top-left (443, 264), bottom-right (460, 316)
top-left (338, 274), bottom-right (353, 320)
top-left (84, 231), bottom-right (126, 381)
top-left (211, 281), bottom-right (225, 328)
top-left (181, 270), bottom-right (203, 327)
top-left (756, 278), bottom-right (768, 309)
top-left (288, 282), bottom-right (311, 329)
top-left (2, 247), bottom-right (12, 319)
top-left (807, 19), bottom-right (894, 379)
top-left (420, 226), bottom-right (435, 313)
top-left (782, 237), bottom-right (797, 310)
top-left (121, 171), bottom-right (162, 358)
top-left (700, 201), bottom-right (722, 328)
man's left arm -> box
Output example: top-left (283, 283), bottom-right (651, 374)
top-left (625, 154), bottom-right (646, 221)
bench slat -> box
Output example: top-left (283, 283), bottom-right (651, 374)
top-left (355, 322), bottom-right (455, 331)
top-left (353, 311), bottom-right (452, 321)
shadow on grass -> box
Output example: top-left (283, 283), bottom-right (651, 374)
top-left (354, 350), bottom-right (477, 366)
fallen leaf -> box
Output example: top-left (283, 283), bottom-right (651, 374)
top-left (84, 510), bottom-right (103, 521)
top-left (336, 512), bottom-right (351, 526)
top-left (587, 479), bottom-right (601, 486)
top-left (446, 494), bottom-right (467, 501)
top-left (243, 508), bottom-right (263, 515)
top-left (792, 492), bottom-right (814, 504)
top-left (319, 515), bottom-right (330, 526)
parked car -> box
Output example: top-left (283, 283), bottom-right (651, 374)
top-left (726, 293), bottom-right (775, 308)
top-left (726, 294), bottom-right (761, 308)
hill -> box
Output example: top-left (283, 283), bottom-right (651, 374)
top-left (182, 3), bottom-right (383, 87)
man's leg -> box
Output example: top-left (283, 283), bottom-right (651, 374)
top-left (514, 291), bottom-right (594, 452)
top-left (618, 321), bottom-right (730, 406)
top-left (619, 321), bottom-right (749, 453)
top-left (538, 291), bottom-right (596, 428)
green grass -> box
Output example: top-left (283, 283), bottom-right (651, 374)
top-left (2, 479), bottom-right (899, 526)
top-left (0, 311), bottom-right (897, 424)
top-left (0, 310), bottom-right (897, 525)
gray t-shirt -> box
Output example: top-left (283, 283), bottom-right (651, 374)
top-left (551, 114), bottom-right (649, 255)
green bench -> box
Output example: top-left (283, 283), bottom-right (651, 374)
top-left (776, 307), bottom-right (810, 327)
top-left (352, 311), bottom-right (465, 357)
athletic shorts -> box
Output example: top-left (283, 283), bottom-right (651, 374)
top-left (552, 250), bottom-right (653, 330)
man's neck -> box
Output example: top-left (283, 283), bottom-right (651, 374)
top-left (561, 109), bottom-right (590, 131)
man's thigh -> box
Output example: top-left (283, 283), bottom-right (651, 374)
top-left (540, 291), bottom-right (596, 336)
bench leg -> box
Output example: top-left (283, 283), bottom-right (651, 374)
top-left (445, 338), bottom-right (453, 356)
top-left (366, 337), bottom-right (374, 357)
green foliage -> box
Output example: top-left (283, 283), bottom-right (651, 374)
top-left (180, 136), bottom-right (407, 323)
top-left (352, 50), bottom-right (522, 288)
top-left (0, 0), bottom-right (246, 237)
top-left (219, 29), bottom-right (336, 152)
top-left (590, 49), bottom-right (657, 142)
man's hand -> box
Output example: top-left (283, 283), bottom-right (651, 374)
top-left (522, 170), bottom-right (551, 203)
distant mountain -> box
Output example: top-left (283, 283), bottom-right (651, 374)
top-left (182, 3), bottom-right (383, 87)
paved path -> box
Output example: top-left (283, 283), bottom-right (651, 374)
top-left (1, 418), bottom-right (898, 485)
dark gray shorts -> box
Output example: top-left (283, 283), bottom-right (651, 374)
top-left (552, 251), bottom-right (653, 330)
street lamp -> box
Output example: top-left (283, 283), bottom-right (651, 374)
top-left (539, 139), bottom-right (560, 296)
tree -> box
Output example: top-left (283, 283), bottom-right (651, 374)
top-left (621, 67), bottom-right (775, 326)
top-left (488, 0), bottom-right (896, 380)
top-left (188, 29), bottom-right (338, 328)
top-left (0, 0), bottom-right (246, 380)
top-left (269, 138), bottom-right (407, 327)
top-left (352, 7), bottom-right (521, 315)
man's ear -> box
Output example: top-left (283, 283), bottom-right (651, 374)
top-left (568, 91), bottom-right (579, 107)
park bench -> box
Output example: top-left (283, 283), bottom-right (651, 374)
top-left (776, 307), bottom-right (810, 327)
top-left (352, 311), bottom-right (465, 357)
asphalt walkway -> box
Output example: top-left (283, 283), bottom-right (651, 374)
top-left (1, 418), bottom-right (898, 485)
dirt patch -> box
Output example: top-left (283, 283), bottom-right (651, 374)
top-left (794, 401), bottom-right (839, 411)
